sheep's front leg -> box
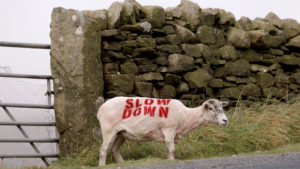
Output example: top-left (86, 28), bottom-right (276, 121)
top-left (162, 129), bottom-right (176, 160)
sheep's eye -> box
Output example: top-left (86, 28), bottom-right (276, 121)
top-left (208, 107), bottom-right (213, 111)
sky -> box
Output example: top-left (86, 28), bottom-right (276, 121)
top-left (0, 0), bottom-right (300, 75)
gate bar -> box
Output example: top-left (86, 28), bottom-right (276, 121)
top-left (0, 138), bottom-right (59, 143)
top-left (0, 154), bottom-right (59, 158)
top-left (0, 73), bottom-right (52, 79)
top-left (0, 121), bottom-right (56, 126)
top-left (0, 103), bottom-right (53, 109)
top-left (0, 41), bottom-right (50, 49)
top-left (0, 103), bottom-right (51, 166)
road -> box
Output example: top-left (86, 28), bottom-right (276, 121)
top-left (121, 152), bottom-right (300, 169)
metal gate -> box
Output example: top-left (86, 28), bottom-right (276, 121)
top-left (0, 42), bottom-right (59, 166)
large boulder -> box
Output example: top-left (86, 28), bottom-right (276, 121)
top-left (181, 44), bottom-right (211, 57)
top-left (256, 72), bottom-right (274, 88)
top-left (241, 83), bottom-right (261, 97)
top-left (221, 87), bottom-right (240, 99)
top-left (175, 25), bottom-right (197, 43)
top-left (217, 45), bottom-right (237, 60)
top-left (105, 74), bottom-right (135, 93)
top-left (264, 12), bottom-right (283, 28)
top-left (50, 8), bottom-right (104, 155)
top-left (183, 69), bottom-right (213, 88)
top-left (238, 16), bottom-right (258, 31)
top-left (168, 54), bottom-right (194, 73)
top-left (177, 0), bottom-right (202, 31)
top-left (218, 9), bottom-right (236, 25)
top-left (285, 35), bottom-right (300, 48)
top-left (196, 25), bottom-right (215, 44)
top-left (142, 6), bottom-right (165, 28)
top-left (226, 27), bottom-right (251, 48)
top-left (157, 85), bottom-right (177, 99)
top-left (281, 19), bottom-right (300, 39)
top-left (135, 82), bottom-right (153, 97)
top-left (225, 59), bottom-right (251, 77)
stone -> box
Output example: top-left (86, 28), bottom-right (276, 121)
top-left (102, 50), bottom-right (126, 59)
top-left (249, 29), bottom-right (286, 48)
top-left (139, 72), bottom-right (163, 81)
top-left (120, 40), bottom-right (137, 48)
top-left (139, 64), bottom-right (157, 72)
top-left (107, 2), bottom-right (123, 28)
top-left (165, 7), bottom-right (182, 18)
top-left (166, 74), bottom-right (181, 84)
top-left (101, 29), bottom-right (119, 38)
top-left (166, 34), bottom-right (181, 45)
top-left (201, 8), bottom-right (218, 26)
top-left (208, 79), bottom-right (223, 88)
top-left (103, 63), bottom-right (118, 74)
top-left (120, 21), bottom-right (152, 33)
top-left (168, 54), bottom-right (194, 73)
top-left (221, 87), bottom-right (240, 99)
top-left (240, 49), bottom-right (263, 62)
top-left (250, 64), bottom-right (269, 73)
top-left (177, 0), bottom-right (202, 31)
top-left (225, 59), bottom-right (251, 77)
top-left (135, 57), bottom-right (153, 65)
top-left (157, 85), bottom-right (177, 99)
top-left (143, 6), bottom-right (165, 28)
top-left (156, 37), bottom-right (169, 44)
top-left (275, 73), bottom-right (290, 84)
top-left (152, 29), bottom-right (167, 37)
top-left (120, 62), bottom-right (138, 74)
top-left (136, 37), bottom-right (156, 48)
top-left (241, 83), bottom-right (261, 97)
top-left (106, 91), bottom-right (127, 98)
top-left (132, 47), bottom-right (156, 57)
top-left (175, 25), bottom-right (197, 44)
top-left (226, 27), bottom-right (251, 49)
top-left (217, 45), bottom-right (237, 60)
top-left (218, 9), bottom-right (236, 25)
top-left (162, 25), bottom-right (176, 34)
top-left (196, 26), bottom-right (215, 44)
top-left (286, 35), bottom-right (300, 48)
top-left (278, 55), bottom-right (300, 67)
top-left (256, 72), bottom-right (274, 88)
top-left (155, 55), bottom-right (168, 65)
top-left (82, 9), bottom-right (107, 31)
top-left (104, 74), bottom-right (135, 93)
top-left (268, 48), bottom-right (284, 56)
top-left (291, 72), bottom-right (300, 84)
top-left (102, 41), bottom-right (121, 50)
top-left (183, 69), bottom-right (213, 89)
top-left (281, 19), bottom-right (300, 39)
top-left (238, 16), bottom-right (258, 31)
top-left (50, 7), bottom-right (104, 155)
top-left (177, 82), bottom-right (189, 94)
top-left (181, 44), bottom-right (211, 58)
top-left (135, 82), bottom-right (153, 97)
top-left (156, 66), bottom-right (168, 73)
top-left (263, 88), bottom-right (287, 99)
top-left (264, 12), bottom-right (283, 28)
top-left (157, 45), bottom-right (182, 54)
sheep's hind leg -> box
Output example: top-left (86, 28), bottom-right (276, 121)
top-left (112, 134), bottom-right (125, 163)
top-left (162, 129), bottom-right (176, 160)
top-left (99, 132), bottom-right (118, 166)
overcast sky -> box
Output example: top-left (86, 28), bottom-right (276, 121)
top-left (0, 0), bottom-right (300, 75)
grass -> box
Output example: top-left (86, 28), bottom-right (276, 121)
top-left (2, 98), bottom-right (300, 169)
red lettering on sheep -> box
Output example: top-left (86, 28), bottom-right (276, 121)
top-left (122, 98), bottom-right (171, 119)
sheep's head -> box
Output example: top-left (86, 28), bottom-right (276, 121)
top-left (202, 99), bottom-right (229, 127)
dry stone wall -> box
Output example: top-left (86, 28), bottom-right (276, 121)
top-left (50, 0), bottom-right (300, 155)
top-left (101, 0), bottom-right (300, 107)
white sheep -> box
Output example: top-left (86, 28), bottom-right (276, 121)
top-left (97, 97), bottom-right (229, 166)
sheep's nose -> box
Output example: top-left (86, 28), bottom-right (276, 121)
top-left (223, 119), bottom-right (228, 124)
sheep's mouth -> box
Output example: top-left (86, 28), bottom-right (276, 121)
top-left (219, 123), bottom-right (228, 127)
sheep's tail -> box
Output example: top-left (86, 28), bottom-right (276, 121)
top-left (93, 96), bottom-right (105, 140)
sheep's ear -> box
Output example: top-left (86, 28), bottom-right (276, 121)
top-left (221, 101), bottom-right (229, 107)
top-left (204, 103), bottom-right (210, 110)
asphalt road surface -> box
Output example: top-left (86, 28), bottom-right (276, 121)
top-left (121, 152), bottom-right (300, 169)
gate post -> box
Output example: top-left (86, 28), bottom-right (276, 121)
top-left (50, 7), bottom-right (106, 156)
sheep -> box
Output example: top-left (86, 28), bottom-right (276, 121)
top-left (96, 97), bottom-right (229, 166)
